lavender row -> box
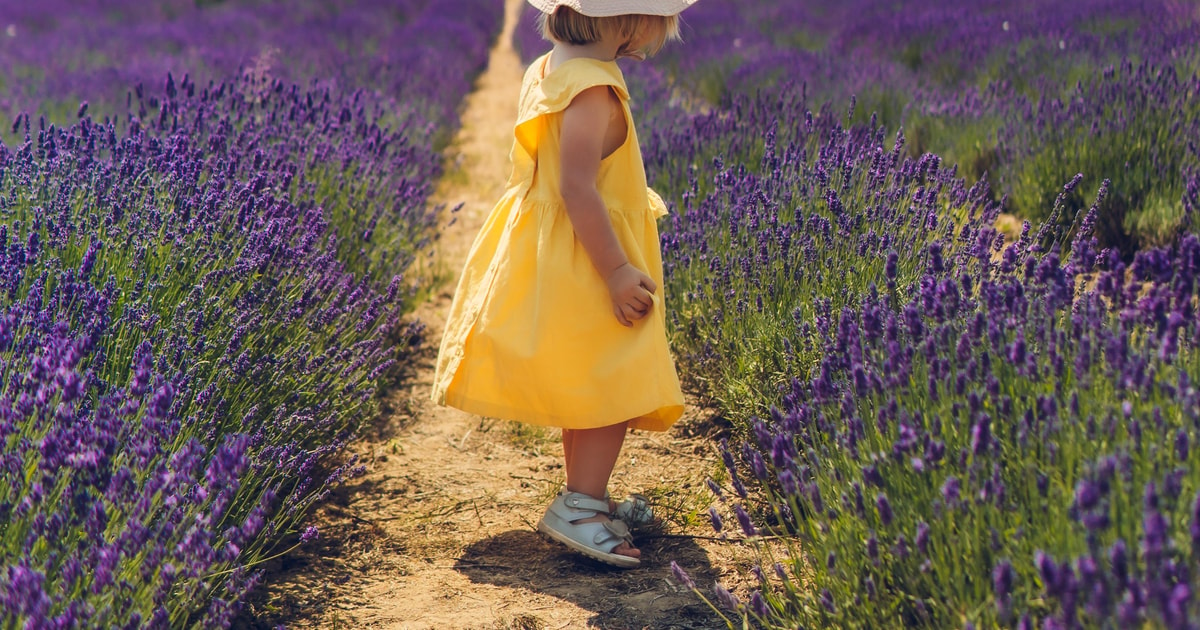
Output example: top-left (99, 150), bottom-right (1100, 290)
top-left (640, 78), bottom-right (1200, 625)
top-left (0, 1), bottom-right (501, 626)
top-left (0, 0), bottom-right (496, 139)
top-left (997, 59), bottom-right (1200, 257)
top-left (694, 185), bottom-right (1200, 627)
top-left (515, 0), bottom-right (1200, 255)
top-left (615, 3), bottom-right (1200, 627)
top-left (1, 78), bottom-right (397, 627)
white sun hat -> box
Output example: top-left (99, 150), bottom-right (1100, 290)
top-left (527, 0), bottom-right (697, 17)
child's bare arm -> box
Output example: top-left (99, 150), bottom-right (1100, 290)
top-left (559, 85), bottom-right (656, 327)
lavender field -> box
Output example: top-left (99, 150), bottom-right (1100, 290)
top-left (532, 2), bottom-right (1197, 627)
top-left (3, 0), bottom-right (1200, 627)
top-left (0, 0), bottom-right (500, 626)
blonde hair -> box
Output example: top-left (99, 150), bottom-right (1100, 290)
top-left (538, 7), bottom-right (680, 57)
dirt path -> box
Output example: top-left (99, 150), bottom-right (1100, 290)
top-left (242, 2), bottom-right (757, 628)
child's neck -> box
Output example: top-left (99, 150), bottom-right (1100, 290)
top-left (550, 39), bottom-right (623, 65)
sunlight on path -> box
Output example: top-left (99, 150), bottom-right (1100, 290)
top-left (425, 0), bottom-right (528, 283)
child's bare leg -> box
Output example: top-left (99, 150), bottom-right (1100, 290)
top-left (563, 421), bottom-right (639, 559)
top-left (564, 428), bottom-right (620, 514)
top-left (562, 428), bottom-right (577, 471)
top-left (564, 422), bottom-right (626, 498)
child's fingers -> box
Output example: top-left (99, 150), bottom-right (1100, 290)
top-left (642, 287), bottom-right (656, 308)
top-left (640, 275), bottom-right (657, 294)
top-left (622, 291), bottom-right (655, 322)
top-left (613, 304), bottom-right (632, 327)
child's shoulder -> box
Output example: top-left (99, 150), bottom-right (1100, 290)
top-left (536, 55), bottom-right (628, 99)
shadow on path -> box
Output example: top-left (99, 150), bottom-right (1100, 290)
top-left (455, 525), bottom-right (729, 629)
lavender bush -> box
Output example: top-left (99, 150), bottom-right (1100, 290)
top-left (517, 0), bottom-right (1200, 251)
top-left (649, 87), bottom-right (1200, 624)
top-left (2, 0), bottom-right (500, 284)
top-left (0, 1), bottom-right (501, 626)
top-left (657, 95), bottom-right (993, 413)
top-left (1, 77), bottom-right (402, 627)
top-left (694, 183), bottom-right (1200, 628)
top-left (0, 0), bottom-right (496, 138)
top-left (999, 59), bottom-right (1200, 256)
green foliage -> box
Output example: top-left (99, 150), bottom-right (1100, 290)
top-left (903, 112), bottom-right (1002, 189)
top-left (1002, 67), bottom-right (1198, 258)
top-left (648, 102), bottom-right (990, 425)
top-left (731, 246), bottom-right (1200, 628)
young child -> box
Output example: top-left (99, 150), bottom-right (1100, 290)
top-left (431, 0), bottom-right (695, 568)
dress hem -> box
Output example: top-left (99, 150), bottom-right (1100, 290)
top-left (440, 391), bottom-right (684, 433)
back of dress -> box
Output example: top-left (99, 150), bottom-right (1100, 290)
top-left (433, 51), bottom-right (684, 432)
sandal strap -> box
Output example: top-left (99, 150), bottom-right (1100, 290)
top-left (559, 491), bottom-right (612, 515)
top-left (601, 518), bottom-right (631, 542)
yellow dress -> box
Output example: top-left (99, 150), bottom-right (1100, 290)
top-left (431, 52), bottom-right (685, 431)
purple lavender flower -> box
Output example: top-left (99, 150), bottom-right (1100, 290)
top-left (1143, 508), bottom-right (1168, 558)
top-left (714, 583), bottom-right (741, 611)
top-left (820, 588), bottom-right (836, 614)
top-left (970, 414), bottom-right (992, 456)
top-left (709, 507), bottom-right (724, 534)
top-left (916, 521), bottom-right (931, 556)
top-left (853, 482), bottom-right (867, 518)
top-left (744, 443), bottom-right (770, 482)
top-left (807, 483), bottom-right (826, 515)
top-left (3, 564), bottom-right (52, 618)
top-left (862, 464), bottom-right (884, 488)
top-left (734, 505), bottom-right (757, 537)
top-left (778, 469), bottom-right (798, 496)
top-left (1035, 551), bottom-right (1059, 595)
top-left (749, 590), bottom-right (769, 617)
top-left (876, 493), bottom-right (894, 527)
top-left (1167, 583), bottom-right (1190, 625)
top-left (942, 476), bottom-right (961, 506)
top-left (1108, 539), bottom-right (1129, 589)
top-left (770, 433), bottom-right (795, 469)
top-left (671, 561), bottom-right (696, 590)
top-left (1074, 480), bottom-right (1101, 511)
top-left (1118, 592), bottom-right (1141, 625)
top-left (993, 559), bottom-right (1015, 601)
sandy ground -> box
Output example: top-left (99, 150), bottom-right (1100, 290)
top-left (236, 1), bottom-right (759, 628)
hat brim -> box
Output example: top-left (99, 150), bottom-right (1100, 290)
top-left (527, 0), bottom-right (696, 17)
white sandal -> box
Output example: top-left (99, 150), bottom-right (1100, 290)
top-left (537, 491), bottom-right (640, 569)
top-left (610, 493), bottom-right (654, 527)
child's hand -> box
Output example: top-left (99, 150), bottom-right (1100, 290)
top-left (605, 263), bottom-right (656, 327)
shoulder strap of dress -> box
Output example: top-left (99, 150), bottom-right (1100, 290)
top-left (513, 57), bottom-right (629, 158)
top-left (541, 57), bottom-right (630, 107)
